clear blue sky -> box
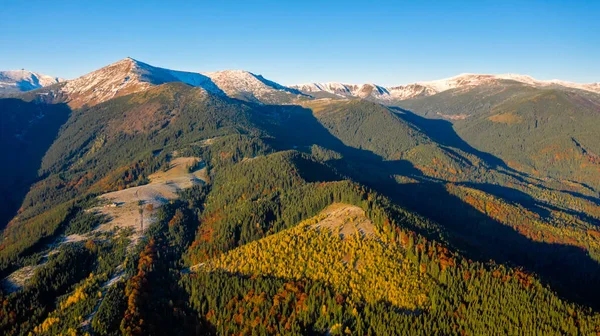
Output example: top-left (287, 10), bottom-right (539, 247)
top-left (1, 0), bottom-right (598, 86)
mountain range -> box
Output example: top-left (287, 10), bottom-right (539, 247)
top-left (2, 58), bottom-right (308, 107)
top-left (0, 57), bottom-right (599, 335)
top-left (7, 57), bottom-right (599, 106)
top-left (8, 58), bottom-right (599, 189)
top-left (292, 73), bottom-right (600, 102)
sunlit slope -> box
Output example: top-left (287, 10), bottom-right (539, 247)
top-left (199, 203), bottom-right (430, 310)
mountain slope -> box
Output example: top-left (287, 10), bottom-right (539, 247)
top-left (0, 98), bottom-right (70, 227)
top-left (0, 82), bottom-right (274, 272)
top-left (0, 70), bottom-right (63, 95)
top-left (22, 82), bottom-right (266, 220)
top-left (199, 203), bottom-right (430, 309)
top-left (456, 90), bottom-right (600, 186)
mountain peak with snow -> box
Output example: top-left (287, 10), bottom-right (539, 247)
top-left (57, 58), bottom-right (306, 107)
top-left (61, 57), bottom-right (225, 108)
top-left (5, 58), bottom-right (598, 107)
top-left (413, 73), bottom-right (600, 95)
top-left (0, 70), bottom-right (63, 95)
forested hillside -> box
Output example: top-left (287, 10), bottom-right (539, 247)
top-left (399, 82), bottom-right (600, 190)
top-left (0, 65), bottom-right (599, 335)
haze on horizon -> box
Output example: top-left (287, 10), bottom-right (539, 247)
top-left (1, 0), bottom-right (598, 86)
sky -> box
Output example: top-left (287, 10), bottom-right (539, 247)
top-left (1, 0), bottom-right (598, 86)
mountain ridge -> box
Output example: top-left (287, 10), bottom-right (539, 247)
top-left (5, 58), bottom-right (598, 107)
top-left (24, 58), bottom-right (309, 107)
top-left (292, 73), bottom-right (600, 102)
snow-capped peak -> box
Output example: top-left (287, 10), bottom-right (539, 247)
top-left (515, 76), bottom-right (600, 93)
top-left (60, 57), bottom-right (225, 108)
top-left (0, 70), bottom-right (63, 94)
top-left (414, 73), bottom-right (500, 92)
top-left (7, 58), bottom-right (598, 107)
top-left (59, 58), bottom-right (306, 107)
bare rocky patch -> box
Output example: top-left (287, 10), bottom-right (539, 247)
top-left (310, 203), bottom-right (375, 239)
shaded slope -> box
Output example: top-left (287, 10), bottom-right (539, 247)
top-left (0, 98), bottom-right (71, 228)
top-left (283, 98), bottom-right (600, 309)
top-left (181, 142), bottom-right (600, 334)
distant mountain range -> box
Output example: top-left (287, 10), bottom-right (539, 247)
top-left (5, 58), bottom-right (599, 106)
top-left (292, 73), bottom-right (600, 103)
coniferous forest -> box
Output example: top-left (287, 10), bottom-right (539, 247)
top-left (0, 55), bottom-right (600, 336)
